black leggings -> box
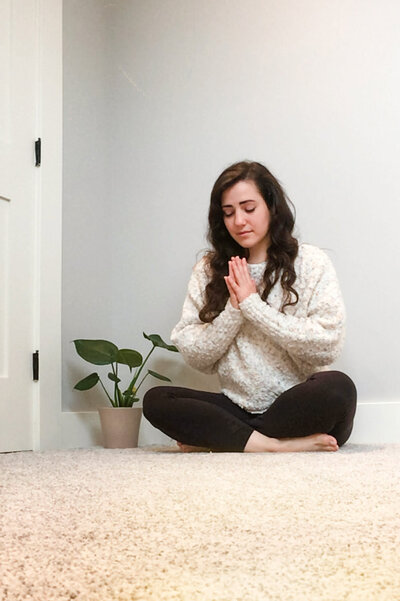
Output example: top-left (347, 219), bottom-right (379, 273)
top-left (143, 371), bottom-right (357, 451)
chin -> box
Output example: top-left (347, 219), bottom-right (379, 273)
top-left (235, 239), bottom-right (251, 248)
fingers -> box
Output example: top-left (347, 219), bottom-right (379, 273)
top-left (227, 256), bottom-right (257, 303)
top-left (228, 258), bottom-right (236, 281)
top-left (225, 256), bottom-right (257, 306)
top-left (224, 275), bottom-right (236, 293)
top-left (224, 275), bottom-right (239, 309)
top-left (229, 256), bottom-right (251, 285)
top-left (225, 269), bottom-right (241, 295)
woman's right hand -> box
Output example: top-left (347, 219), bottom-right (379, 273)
top-left (224, 261), bottom-right (240, 309)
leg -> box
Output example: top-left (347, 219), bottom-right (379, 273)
top-left (143, 372), bottom-right (357, 453)
top-left (143, 386), bottom-right (254, 452)
top-left (246, 371), bottom-right (357, 451)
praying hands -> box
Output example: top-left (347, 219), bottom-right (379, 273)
top-left (224, 256), bottom-right (257, 308)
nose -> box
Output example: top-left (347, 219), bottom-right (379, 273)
top-left (234, 210), bottom-right (246, 227)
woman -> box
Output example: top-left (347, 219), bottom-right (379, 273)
top-left (143, 161), bottom-right (357, 452)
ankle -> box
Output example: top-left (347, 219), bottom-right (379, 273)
top-left (244, 430), bottom-right (279, 453)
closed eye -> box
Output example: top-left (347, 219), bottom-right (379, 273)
top-left (223, 207), bottom-right (255, 218)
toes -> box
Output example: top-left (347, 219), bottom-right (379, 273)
top-left (322, 434), bottom-right (338, 447)
top-left (315, 434), bottom-right (338, 452)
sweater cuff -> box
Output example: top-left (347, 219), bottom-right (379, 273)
top-left (222, 298), bottom-right (244, 327)
top-left (239, 293), bottom-right (270, 323)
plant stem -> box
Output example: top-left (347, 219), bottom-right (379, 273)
top-left (98, 378), bottom-right (115, 407)
top-left (127, 346), bottom-right (155, 393)
top-left (111, 362), bottom-right (119, 406)
top-left (136, 371), bottom-right (149, 393)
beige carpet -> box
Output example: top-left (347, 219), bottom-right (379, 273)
top-left (1, 444), bottom-right (399, 601)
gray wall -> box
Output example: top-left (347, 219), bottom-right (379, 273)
top-left (63, 0), bottom-right (115, 410)
top-left (63, 0), bottom-right (400, 444)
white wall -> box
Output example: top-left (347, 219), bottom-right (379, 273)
top-left (63, 0), bottom-right (400, 445)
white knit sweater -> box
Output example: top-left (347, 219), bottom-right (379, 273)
top-left (171, 244), bottom-right (346, 413)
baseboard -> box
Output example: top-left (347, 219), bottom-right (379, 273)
top-left (59, 409), bottom-right (172, 449)
top-left (348, 401), bottom-right (400, 444)
top-left (60, 401), bottom-right (400, 449)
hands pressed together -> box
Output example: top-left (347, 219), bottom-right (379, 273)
top-left (224, 256), bottom-right (257, 309)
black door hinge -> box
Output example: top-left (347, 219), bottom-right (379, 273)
top-left (35, 138), bottom-right (41, 167)
top-left (33, 350), bottom-right (39, 381)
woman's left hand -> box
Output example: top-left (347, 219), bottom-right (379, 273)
top-left (225, 256), bottom-right (257, 304)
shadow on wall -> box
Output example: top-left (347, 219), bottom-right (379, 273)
top-left (76, 412), bottom-right (103, 446)
top-left (143, 357), bottom-right (219, 398)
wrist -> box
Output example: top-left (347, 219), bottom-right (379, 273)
top-left (238, 291), bottom-right (258, 305)
top-left (229, 298), bottom-right (240, 310)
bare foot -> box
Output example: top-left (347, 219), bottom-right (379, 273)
top-left (176, 442), bottom-right (211, 453)
top-left (277, 433), bottom-right (339, 452)
top-left (244, 430), bottom-right (339, 453)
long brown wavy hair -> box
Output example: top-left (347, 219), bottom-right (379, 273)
top-left (199, 161), bottom-right (299, 323)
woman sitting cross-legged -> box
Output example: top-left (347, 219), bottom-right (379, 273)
top-left (143, 160), bottom-right (357, 453)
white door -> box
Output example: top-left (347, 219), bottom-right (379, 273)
top-left (0, 0), bottom-right (39, 452)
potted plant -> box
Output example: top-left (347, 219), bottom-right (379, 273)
top-left (73, 332), bottom-right (178, 448)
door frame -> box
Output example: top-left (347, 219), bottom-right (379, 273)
top-left (33, 0), bottom-right (62, 450)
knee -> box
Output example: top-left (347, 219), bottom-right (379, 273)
top-left (142, 386), bottom-right (170, 422)
top-left (313, 370), bottom-right (357, 408)
top-left (332, 371), bottom-right (357, 405)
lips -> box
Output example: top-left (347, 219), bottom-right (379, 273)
top-left (237, 231), bottom-right (252, 236)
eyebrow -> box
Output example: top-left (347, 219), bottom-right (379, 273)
top-left (221, 199), bottom-right (257, 208)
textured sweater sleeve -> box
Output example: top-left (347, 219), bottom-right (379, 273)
top-left (239, 249), bottom-right (345, 367)
top-left (171, 258), bottom-right (244, 373)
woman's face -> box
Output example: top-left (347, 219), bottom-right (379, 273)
top-left (221, 179), bottom-right (271, 262)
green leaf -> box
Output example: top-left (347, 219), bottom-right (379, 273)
top-left (117, 349), bottom-right (143, 369)
top-left (148, 369), bottom-right (172, 382)
top-left (73, 340), bottom-right (118, 365)
top-left (108, 373), bottom-right (121, 383)
top-left (143, 333), bottom-right (179, 352)
top-left (74, 372), bottom-right (100, 390)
